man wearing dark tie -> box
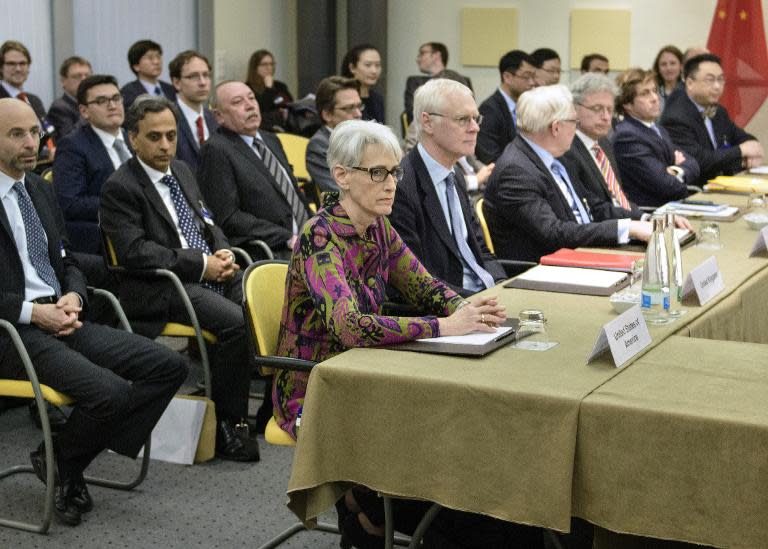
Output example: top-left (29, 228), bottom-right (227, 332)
top-left (483, 85), bottom-right (653, 263)
top-left (198, 80), bottom-right (310, 260)
top-left (48, 56), bottom-right (92, 139)
top-left (660, 53), bottom-right (763, 187)
top-left (612, 68), bottom-right (700, 207)
top-left (0, 97), bottom-right (187, 526)
top-left (120, 39), bottom-right (176, 111)
top-left (100, 96), bottom-right (259, 462)
top-left (169, 50), bottom-right (218, 172)
top-left (390, 78), bottom-right (505, 297)
top-left (476, 50), bottom-right (536, 165)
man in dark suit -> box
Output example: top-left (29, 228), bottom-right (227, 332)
top-left (390, 78), bottom-right (505, 297)
top-left (660, 53), bottom-right (763, 187)
top-left (484, 85), bottom-right (653, 262)
top-left (563, 72), bottom-right (644, 218)
top-left (612, 68), bottom-right (700, 207)
top-left (48, 57), bottom-right (92, 139)
top-left (100, 96), bottom-right (259, 462)
top-left (307, 76), bottom-right (363, 193)
top-left (198, 80), bottom-right (310, 260)
top-left (169, 50), bottom-right (217, 172)
top-left (120, 39), bottom-right (176, 110)
top-left (0, 97), bottom-right (187, 526)
top-left (476, 50), bottom-right (536, 165)
top-left (532, 48), bottom-right (562, 86)
top-left (54, 75), bottom-right (131, 257)
top-left (404, 42), bottom-right (446, 123)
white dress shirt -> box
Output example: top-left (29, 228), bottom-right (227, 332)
top-left (92, 126), bottom-right (130, 169)
top-left (177, 99), bottom-right (209, 144)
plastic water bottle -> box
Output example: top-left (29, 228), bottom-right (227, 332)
top-left (641, 215), bottom-right (671, 324)
top-left (663, 212), bottom-right (686, 317)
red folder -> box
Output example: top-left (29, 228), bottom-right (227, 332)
top-left (539, 248), bottom-right (643, 272)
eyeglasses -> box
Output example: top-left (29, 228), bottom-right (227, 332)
top-left (578, 103), bottom-right (614, 116)
top-left (3, 61), bottom-right (29, 69)
top-left (335, 102), bottom-right (365, 114)
top-left (86, 93), bottom-right (123, 107)
top-left (427, 112), bottom-right (483, 128)
top-left (181, 72), bottom-right (211, 81)
top-left (349, 165), bottom-right (404, 183)
top-left (259, 61), bottom-right (276, 68)
top-left (695, 75), bottom-right (726, 85)
top-left (7, 127), bottom-right (44, 141)
top-left (511, 71), bottom-right (536, 82)
top-left (558, 118), bottom-right (579, 126)
top-left (541, 67), bottom-right (562, 75)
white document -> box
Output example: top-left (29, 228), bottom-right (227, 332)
top-left (516, 265), bottom-right (627, 287)
top-left (658, 206), bottom-right (739, 218)
top-left (749, 226), bottom-right (768, 257)
top-left (417, 326), bottom-right (514, 346)
top-left (748, 166), bottom-right (768, 175)
top-left (586, 304), bottom-right (651, 368)
top-left (681, 256), bottom-right (725, 306)
top-left (663, 201), bottom-right (728, 213)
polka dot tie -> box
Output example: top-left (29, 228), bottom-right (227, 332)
top-left (13, 181), bottom-right (62, 297)
top-left (159, 174), bottom-right (224, 295)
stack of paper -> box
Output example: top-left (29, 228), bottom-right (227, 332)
top-left (504, 265), bottom-right (629, 296)
top-left (657, 202), bottom-right (740, 219)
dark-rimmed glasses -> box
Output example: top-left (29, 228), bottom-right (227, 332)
top-left (349, 165), bottom-right (404, 183)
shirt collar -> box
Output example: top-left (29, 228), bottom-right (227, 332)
top-left (417, 142), bottom-right (453, 185)
top-left (521, 135), bottom-right (555, 169)
top-left (628, 115), bottom-right (654, 129)
top-left (688, 95), bottom-right (707, 113)
top-left (1, 81), bottom-right (22, 97)
top-left (498, 86), bottom-right (517, 115)
top-left (0, 170), bottom-right (23, 199)
top-left (136, 156), bottom-right (172, 184)
top-left (575, 130), bottom-right (597, 151)
top-left (91, 125), bottom-right (123, 148)
top-left (177, 98), bottom-right (203, 120)
top-left (139, 78), bottom-right (160, 95)
top-left (239, 131), bottom-right (263, 148)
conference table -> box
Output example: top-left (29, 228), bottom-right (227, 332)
top-left (284, 192), bottom-right (768, 549)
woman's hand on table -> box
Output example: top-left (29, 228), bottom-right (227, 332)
top-left (438, 295), bottom-right (507, 336)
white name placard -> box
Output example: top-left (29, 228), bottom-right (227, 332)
top-left (749, 226), bottom-right (768, 257)
top-left (681, 256), bottom-right (724, 306)
top-left (587, 304), bottom-right (652, 368)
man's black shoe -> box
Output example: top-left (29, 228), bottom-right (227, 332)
top-left (29, 446), bottom-right (81, 526)
top-left (215, 420), bottom-right (260, 462)
top-left (68, 474), bottom-right (93, 513)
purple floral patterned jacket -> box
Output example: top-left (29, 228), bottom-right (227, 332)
top-left (272, 193), bottom-right (464, 437)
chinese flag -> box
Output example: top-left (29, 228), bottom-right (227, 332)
top-left (707, 0), bottom-right (768, 126)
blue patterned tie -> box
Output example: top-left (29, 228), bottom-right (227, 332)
top-left (551, 161), bottom-right (589, 224)
top-left (159, 174), bottom-right (224, 295)
top-left (444, 173), bottom-right (495, 290)
top-left (13, 181), bottom-right (62, 297)
top-left (252, 139), bottom-right (309, 230)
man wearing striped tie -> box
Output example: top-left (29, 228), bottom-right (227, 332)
top-left (198, 80), bottom-right (311, 260)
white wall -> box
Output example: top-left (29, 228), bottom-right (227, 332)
top-left (386, 0), bottom-right (768, 142)
top-left (0, 0), bottom-right (54, 107)
top-left (213, 0), bottom-right (298, 94)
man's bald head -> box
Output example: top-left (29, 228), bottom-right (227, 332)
top-left (0, 97), bottom-right (41, 178)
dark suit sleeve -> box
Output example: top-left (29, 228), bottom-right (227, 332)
top-left (47, 101), bottom-right (75, 139)
top-left (99, 173), bottom-right (207, 283)
top-left (388, 179), bottom-right (427, 266)
top-left (612, 130), bottom-right (690, 203)
top-left (476, 100), bottom-right (504, 165)
top-left (305, 135), bottom-right (338, 193)
top-left (493, 164), bottom-right (619, 250)
top-left (53, 135), bottom-right (100, 221)
top-left (197, 141), bottom-right (293, 249)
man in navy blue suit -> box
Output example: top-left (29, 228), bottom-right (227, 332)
top-left (169, 51), bottom-right (218, 172)
top-left (612, 68), bottom-right (700, 207)
top-left (48, 56), bottom-right (92, 139)
top-left (120, 40), bottom-right (176, 110)
top-left (53, 75), bottom-right (132, 285)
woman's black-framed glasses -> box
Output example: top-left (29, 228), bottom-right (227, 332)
top-left (349, 165), bottom-right (404, 183)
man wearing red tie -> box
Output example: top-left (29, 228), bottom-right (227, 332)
top-left (169, 51), bottom-right (218, 172)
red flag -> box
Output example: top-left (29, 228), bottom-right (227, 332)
top-left (707, 0), bottom-right (768, 126)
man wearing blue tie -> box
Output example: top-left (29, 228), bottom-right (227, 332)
top-left (483, 85), bottom-right (653, 263)
top-left (390, 78), bottom-right (505, 297)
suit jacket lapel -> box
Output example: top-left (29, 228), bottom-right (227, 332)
top-left (24, 178), bottom-right (61, 267)
top-left (84, 125), bottom-right (117, 172)
top-left (0, 194), bottom-right (13, 242)
top-left (222, 129), bottom-right (280, 186)
top-left (516, 138), bottom-right (576, 220)
top-left (411, 149), bottom-right (461, 260)
top-left (574, 137), bottom-right (607, 192)
top-left (129, 158), bottom-right (178, 234)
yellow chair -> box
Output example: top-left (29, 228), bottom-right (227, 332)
top-left (475, 197), bottom-right (495, 254)
top-left (41, 168), bottom-right (53, 183)
top-left (400, 111), bottom-right (409, 138)
top-left (101, 231), bottom-right (217, 398)
top-left (275, 132), bottom-right (322, 210)
top-left (0, 295), bottom-right (150, 534)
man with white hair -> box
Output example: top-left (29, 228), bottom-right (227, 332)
top-left (389, 78), bottom-right (506, 297)
top-left (483, 85), bottom-right (652, 262)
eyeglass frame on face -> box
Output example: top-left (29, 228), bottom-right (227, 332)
top-left (85, 93), bottom-right (123, 107)
top-left (508, 70), bottom-right (536, 82)
top-left (541, 67), bottom-right (562, 75)
top-left (335, 102), bottom-right (365, 114)
top-left (577, 102), bottom-right (614, 116)
top-left (693, 74), bottom-right (726, 86)
top-left (348, 165), bottom-right (404, 183)
top-left (7, 126), bottom-right (45, 142)
top-left (3, 60), bottom-right (29, 69)
top-left (427, 112), bottom-right (483, 128)
top-left (180, 71), bottom-right (211, 82)
top-left (258, 61), bottom-right (276, 68)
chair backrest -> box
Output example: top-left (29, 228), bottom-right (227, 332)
top-left (100, 228), bottom-right (120, 268)
top-left (400, 111), bottom-right (409, 138)
top-left (41, 168), bottom-right (53, 183)
top-left (474, 198), bottom-right (495, 254)
top-left (275, 132), bottom-right (311, 183)
top-left (242, 260), bottom-right (289, 358)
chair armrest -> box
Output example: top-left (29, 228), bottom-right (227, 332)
top-left (87, 286), bottom-right (133, 332)
top-left (247, 239), bottom-right (275, 260)
top-left (254, 356), bottom-right (318, 373)
top-left (687, 185), bottom-right (703, 195)
top-left (230, 247), bottom-right (253, 265)
top-left (498, 259), bottom-right (537, 278)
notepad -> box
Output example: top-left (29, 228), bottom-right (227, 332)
top-left (416, 327), bottom-right (514, 346)
top-left (748, 166), bottom-right (768, 175)
top-left (504, 265), bottom-right (629, 296)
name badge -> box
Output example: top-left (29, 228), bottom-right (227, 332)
top-left (749, 226), bottom-right (768, 257)
top-left (587, 304), bottom-right (651, 368)
top-left (199, 201), bottom-right (215, 226)
top-left (681, 256), bottom-right (724, 306)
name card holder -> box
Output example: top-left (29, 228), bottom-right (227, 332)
top-left (681, 256), bottom-right (724, 306)
top-left (749, 226), bottom-right (768, 257)
top-left (587, 304), bottom-right (651, 368)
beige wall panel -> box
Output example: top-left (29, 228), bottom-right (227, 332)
top-left (460, 7), bottom-right (519, 67)
top-left (570, 9), bottom-right (631, 70)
